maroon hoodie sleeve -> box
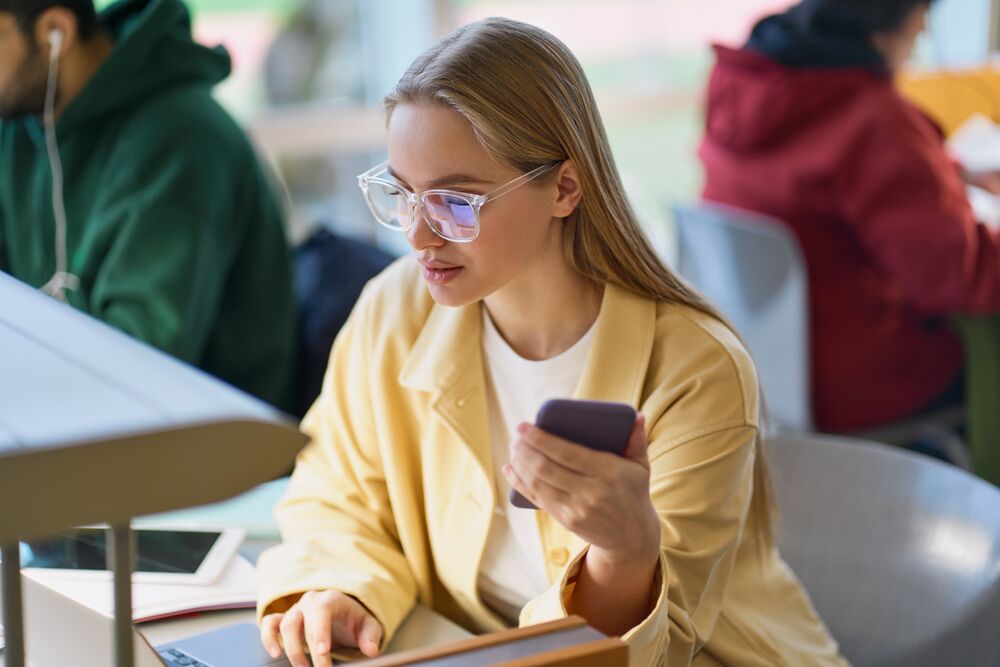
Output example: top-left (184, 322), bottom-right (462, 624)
top-left (837, 93), bottom-right (1000, 316)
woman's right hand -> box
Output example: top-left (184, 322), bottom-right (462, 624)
top-left (259, 589), bottom-right (384, 667)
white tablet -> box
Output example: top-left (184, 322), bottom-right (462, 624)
top-left (19, 526), bottom-right (244, 585)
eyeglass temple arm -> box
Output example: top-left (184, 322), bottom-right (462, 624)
top-left (483, 162), bottom-right (560, 203)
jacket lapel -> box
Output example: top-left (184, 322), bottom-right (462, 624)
top-left (398, 300), bottom-right (495, 492)
top-left (540, 283), bottom-right (658, 572)
top-left (574, 282), bottom-right (657, 406)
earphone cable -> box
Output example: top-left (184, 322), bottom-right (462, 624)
top-left (40, 32), bottom-right (79, 303)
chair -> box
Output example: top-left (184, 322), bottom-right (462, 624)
top-left (770, 433), bottom-right (1000, 666)
top-left (673, 202), bottom-right (812, 431)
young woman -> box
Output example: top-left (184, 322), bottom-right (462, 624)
top-left (257, 17), bottom-right (846, 667)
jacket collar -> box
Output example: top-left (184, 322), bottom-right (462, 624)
top-left (399, 280), bottom-right (657, 408)
top-left (574, 282), bottom-right (656, 407)
top-left (398, 299), bottom-right (490, 477)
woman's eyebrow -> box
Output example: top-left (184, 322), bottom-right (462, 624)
top-left (386, 166), bottom-right (494, 190)
top-left (424, 174), bottom-right (495, 189)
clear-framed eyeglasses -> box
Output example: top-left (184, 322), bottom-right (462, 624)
top-left (356, 160), bottom-right (558, 243)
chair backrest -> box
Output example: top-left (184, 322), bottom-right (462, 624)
top-left (673, 203), bottom-right (811, 431)
top-left (770, 433), bottom-right (1000, 667)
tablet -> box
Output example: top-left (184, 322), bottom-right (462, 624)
top-left (19, 526), bottom-right (244, 585)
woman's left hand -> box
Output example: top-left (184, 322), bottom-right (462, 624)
top-left (502, 414), bottom-right (660, 567)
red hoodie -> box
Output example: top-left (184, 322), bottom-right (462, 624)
top-left (699, 45), bottom-right (1000, 432)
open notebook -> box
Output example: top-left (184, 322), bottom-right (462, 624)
top-left (21, 554), bottom-right (257, 623)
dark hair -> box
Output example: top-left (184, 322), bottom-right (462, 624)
top-left (800, 0), bottom-right (934, 38)
top-left (0, 0), bottom-right (98, 40)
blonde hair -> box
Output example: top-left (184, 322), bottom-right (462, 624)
top-left (384, 17), bottom-right (774, 546)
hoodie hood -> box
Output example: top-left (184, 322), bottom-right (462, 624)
top-left (702, 7), bottom-right (892, 154)
top-left (702, 44), bottom-right (890, 153)
top-left (58, 0), bottom-right (230, 131)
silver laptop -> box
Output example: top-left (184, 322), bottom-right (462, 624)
top-left (23, 575), bottom-right (282, 667)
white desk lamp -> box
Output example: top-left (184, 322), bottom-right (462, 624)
top-left (0, 272), bottom-right (307, 667)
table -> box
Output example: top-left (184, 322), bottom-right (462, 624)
top-left (1, 601), bottom-right (471, 666)
top-left (1, 536), bottom-right (473, 666)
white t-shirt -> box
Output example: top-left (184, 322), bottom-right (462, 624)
top-left (476, 306), bottom-right (596, 625)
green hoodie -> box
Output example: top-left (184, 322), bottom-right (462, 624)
top-left (0, 0), bottom-right (295, 411)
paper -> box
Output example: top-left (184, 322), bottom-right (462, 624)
top-left (21, 554), bottom-right (257, 622)
top-left (967, 184), bottom-right (1000, 229)
top-left (949, 113), bottom-right (1000, 173)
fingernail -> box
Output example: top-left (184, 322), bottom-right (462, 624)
top-left (502, 464), bottom-right (512, 478)
top-left (517, 422), bottom-right (529, 435)
top-left (316, 641), bottom-right (327, 654)
top-left (268, 646), bottom-right (280, 658)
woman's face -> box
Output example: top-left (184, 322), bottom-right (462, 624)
top-left (386, 102), bottom-right (567, 308)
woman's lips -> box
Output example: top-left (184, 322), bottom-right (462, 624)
top-left (421, 264), bottom-right (463, 285)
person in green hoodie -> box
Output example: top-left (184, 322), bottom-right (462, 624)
top-left (0, 0), bottom-right (296, 411)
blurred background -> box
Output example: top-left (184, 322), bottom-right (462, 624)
top-left (93, 0), bottom-right (998, 259)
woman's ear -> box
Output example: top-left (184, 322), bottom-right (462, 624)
top-left (552, 159), bottom-right (583, 219)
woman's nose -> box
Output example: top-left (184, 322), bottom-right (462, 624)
top-left (406, 205), bottom-right (445, 251)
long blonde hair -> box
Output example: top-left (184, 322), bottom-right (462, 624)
top-left (384, 17), bottom-right (774, 545)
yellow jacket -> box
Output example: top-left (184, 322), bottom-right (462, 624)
top-left (257, 258), bottom-right (847, 666)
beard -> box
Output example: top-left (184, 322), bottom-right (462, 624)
top-left (0, 44), bottom-right (49, 120)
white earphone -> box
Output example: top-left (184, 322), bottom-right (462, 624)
top-left (39, 25), bottom-right (79, 302)
top-left (48, 28), bottom-right (63, 59)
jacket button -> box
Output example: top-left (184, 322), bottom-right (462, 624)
top-left (549, 547), bottom-right (569, 567)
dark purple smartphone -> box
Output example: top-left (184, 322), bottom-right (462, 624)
top-left (510, 399), bottom-right (638, 509)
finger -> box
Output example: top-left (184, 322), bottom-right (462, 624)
top-left (510, 437), bottom-right (580, 494)
top-left (260, 614), bottom-right (284, 659)
top-left (518, 423), bottom-right (603, 474)
top-left (503, 463), bottom-right (568, 512)
top-left (279, 607), bottom-right (308, 667)
top-left (622, 413), bottom-right (649, 465)
top-left (357, 613), bottom-right (384, 657)
top-left (504, 463), bottom-right (538, 508)
top-left (303, 602), bottom-right (335, 667)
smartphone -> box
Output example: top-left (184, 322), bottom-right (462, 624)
top-left (510, 399), bottom-right (637, 509)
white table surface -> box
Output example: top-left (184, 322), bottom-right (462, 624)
top-left (2, 602), bottom-right (471, 666)
top-left (1, 534), bottom-right (473, 665)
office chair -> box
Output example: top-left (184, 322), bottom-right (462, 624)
top-left (673, 202), bottom-right (812, 431)
top-left (770, 432), bottom-right (1000, 666)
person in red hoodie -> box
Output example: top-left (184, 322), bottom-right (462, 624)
top-left (699, 0), bottom-right (1000, 437)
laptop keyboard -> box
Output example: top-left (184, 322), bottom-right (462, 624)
top-left (158, 647), bottom-right (212, 667)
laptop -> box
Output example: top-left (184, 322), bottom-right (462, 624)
top-left (23, 574), bottom-right (283, 667)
